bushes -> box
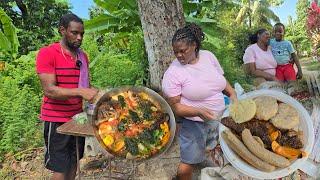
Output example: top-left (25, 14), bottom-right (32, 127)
top-left (83, 29), bottom-right (148, 88)
top-left (90, 53), bottom-right (145, 88)
top-left (229, 27), bottom-right (256, 66)
top-left (0, 52), bottom-right (42, 160)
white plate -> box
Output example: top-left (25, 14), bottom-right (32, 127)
top-left (219, 89), bottom-right (314, 179)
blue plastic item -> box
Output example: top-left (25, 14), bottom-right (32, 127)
top-left (224, 95), bottom-right (230, 105)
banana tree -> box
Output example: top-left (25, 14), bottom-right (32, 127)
top-left (183, 0), bottom-right (236, 50)
top-left (0, 8), bottom-right (19, 70)
top-left (85, 0), bottom-right (140, 33)
top-left (235, 0), bottom-right (282, 28)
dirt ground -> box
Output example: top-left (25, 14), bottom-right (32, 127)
top-left (0, 137), bottom-right (214, 180)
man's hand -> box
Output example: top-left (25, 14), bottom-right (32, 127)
top-left (197, 108), bottom-right (215, 121)
top-left (296, 70), bottom-right (303, 79)
top-left (80, 88), bottom-right (98, 102)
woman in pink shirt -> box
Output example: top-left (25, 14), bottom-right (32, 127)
top-left (162, 23), bottom-right (237, 180)
top-left (243, 29), bottom-right (278, 85)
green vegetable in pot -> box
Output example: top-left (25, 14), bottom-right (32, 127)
top-left (73, 112), bottom-right (87, 124)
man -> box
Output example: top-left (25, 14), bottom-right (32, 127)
top-left (36, 13), bottom-right (97, 180)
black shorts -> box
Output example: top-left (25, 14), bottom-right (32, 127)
top-left (44, 121), bottom-right (85, 173)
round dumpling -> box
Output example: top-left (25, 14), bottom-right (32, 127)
top-left (271, 103), bottom-right (299, 129)
top-left (230, 99), bottom-right (256, 123)
top-left (254, 96), bottom-right (278, 120)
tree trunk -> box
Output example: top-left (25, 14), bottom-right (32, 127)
top-left (248, 0), bottom-right (252, 28)
top-left (137, 0), bottom-right (185, 91)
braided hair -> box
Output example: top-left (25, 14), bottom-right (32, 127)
top-left (172, 23), bottom-right (205, 56)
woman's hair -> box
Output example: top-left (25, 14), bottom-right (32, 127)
top-left (58, 13), bottom-right (83, 33)
top-left (249, 28), bottom-right (268, 44)
top-left (172, 23), bottom-right (205, 56)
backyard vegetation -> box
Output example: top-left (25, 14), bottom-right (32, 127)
top-left (0, 0), bottom-right (319, 177)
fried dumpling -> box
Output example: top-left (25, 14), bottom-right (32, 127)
top-left (230, 99), bottom-right (256, 123)
top-left (271, 103), bottom-right (299, 129)
top-left (254, 96), bottom-right (278, 121)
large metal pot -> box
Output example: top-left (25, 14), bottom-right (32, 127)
top-left (91, 86), bottom-right (176, 161)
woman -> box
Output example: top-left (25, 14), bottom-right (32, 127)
top-left (162, 23), bottom-right (237, 180)
top-left (243, 29), bottom-right (278, 86)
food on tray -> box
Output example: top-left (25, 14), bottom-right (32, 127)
top-left (271, 141), bottom-right (307, 160)
top-left (96, 91), bottom-right (170, 159)
top-left (254, 96), bottom-right (278, 121)
top-left (253, 136), bottom-right (264, 147)
top-left (230, 99), bottom-right (256, 123)
top-left (242, 129), bottom-right (290, 168)
top-left (222, 129), bottom-right (276, 172)
top-left (221, 96), bottom-right (306, 172)
top-left (277, 130), bottom-right (303, 149)
top-left (271, 103), bottom-right (300, 130)
top-left (221, 117), bottom-right (273, 148)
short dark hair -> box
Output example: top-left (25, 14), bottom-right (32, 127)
top-left (58, 13), bottom-right (83, 30)
top-left (249, 28), bottom-right (268, 44)
top-left (273, 22), bottom-right (285, 31)
top-left (172, 23), bottom-right (205, 56)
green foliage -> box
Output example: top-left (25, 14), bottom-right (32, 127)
top-left (0, 8), bottom-right (19, 61)
top-left (85, 0), bottom-right (140, 33)
top-left (228, 27), bottom-right (256, 66)
top-left (235, 0), bottom-right (282, 28)
top-left (0, 0), bottom-right (70, 55)
top-left (183, 0), bottom-right (252, 88)
top-left (306, 61), bottom-right (320, 71)
top-left (0, 52), bottom-right (42, 160)
top-left (82, 29), bottom-right (148, 88)
top-left (285, 0), bottom-right (311, 57)
top-left (90, 53), bottom-right (145, 88)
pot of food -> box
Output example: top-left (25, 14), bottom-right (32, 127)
top-left (91, 86), bottom-right (176, 161)
top-left (219, 89), bottom-right (315, 179)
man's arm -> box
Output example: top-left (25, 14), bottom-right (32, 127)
top-left (38, 73), bottom-right (98, 101)
top-left (291, 53), bottom-right (303, 79)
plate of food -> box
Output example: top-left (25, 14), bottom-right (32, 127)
top-left (91, 86), bottom-right (176, 160)
top-left (219, 89), bottom-right (314, 179)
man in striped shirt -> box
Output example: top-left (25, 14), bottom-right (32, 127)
top-left (36, 13), bottom-right (97, 180)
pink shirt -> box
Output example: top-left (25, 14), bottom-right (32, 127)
top-left (162, 50), bottom-right (227, 122)
top-left (243, 43), bottom-right (277, 76)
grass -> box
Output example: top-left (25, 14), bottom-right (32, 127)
top-left (306, 61), bottom-right (320, 71)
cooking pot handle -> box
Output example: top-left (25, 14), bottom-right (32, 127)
top-left (299, 158), bottom-right (319, 178)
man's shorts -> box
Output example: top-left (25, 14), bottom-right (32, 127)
top-left (178, 118), bottom-right (219, 164)
top-left (276, 64), bottom-right (296, 82)
top-left (44, 121), bottom-right (85, 173)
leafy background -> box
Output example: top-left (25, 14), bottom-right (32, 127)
top-left (0, 0), bottom-right (315, 166)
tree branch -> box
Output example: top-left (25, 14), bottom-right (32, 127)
top-left (15, 0), bottom-right (28, 19)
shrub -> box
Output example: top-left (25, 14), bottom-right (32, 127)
top-left (83, 29), bottom-right (148, 88)
top-left (0, 52), bottom-right (42, 160)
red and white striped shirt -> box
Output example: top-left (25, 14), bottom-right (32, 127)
top-left (36, 42), bottom-right (89, 122)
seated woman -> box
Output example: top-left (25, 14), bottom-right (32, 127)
top-left (243, 29), bottom-right (278, 86)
